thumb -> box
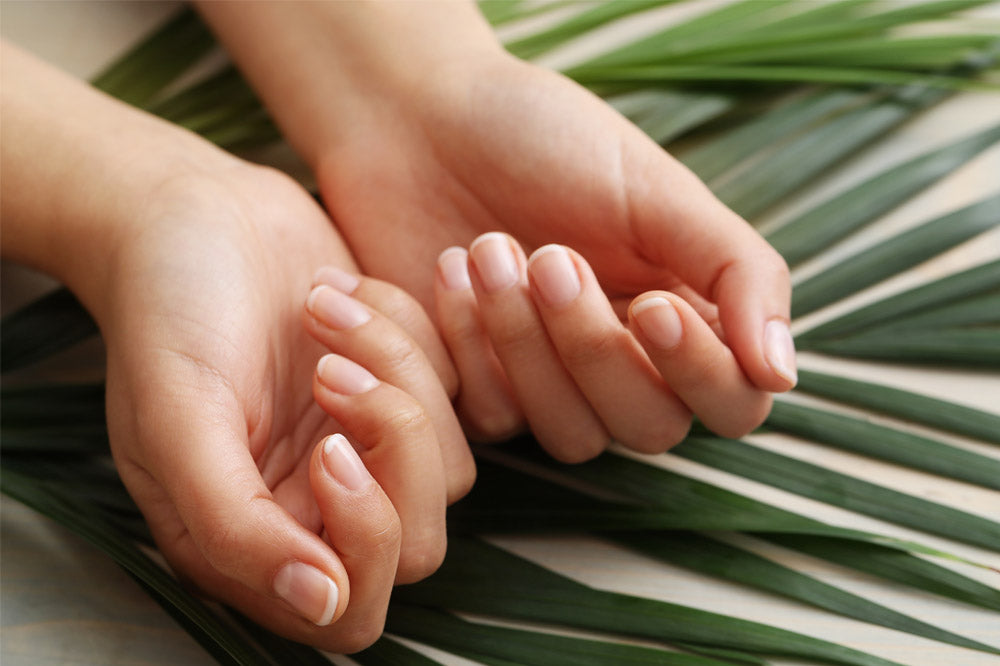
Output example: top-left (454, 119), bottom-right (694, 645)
top-left (627, 138), bottom-right (796, 391)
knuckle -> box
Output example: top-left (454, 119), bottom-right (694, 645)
top-left (379, 335), bottom-right (427, 377)
top-left (545, 430), bottom-right (609, 464)
top-left (711, 394), bottom-right (772, 439)
top-left (486, 317), bottom-right (544, 357)
top-left (624, 417), bottom-right (692, 454)
top-left (396, 534), bottom-right (447, 584)
top-left (557, 326), bottom-right (629, 368)
top-left (447, 459), bottom-right (478, 504)
top-left (380, 400), bottom-right (433, 442)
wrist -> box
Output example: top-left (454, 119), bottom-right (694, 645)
top-left (197, 0), bottom-right (507, 167)
top-left (0, 42), bottom-right (240, 319)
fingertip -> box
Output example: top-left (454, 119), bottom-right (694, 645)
top-left (273, 560), bottom-right (342, 627)
top-left (763, 319), bottom-right (798, 390)
top-left (437, 247), bottom-right (472, 291)
top-left (629, 295), bottom-right (683, 350)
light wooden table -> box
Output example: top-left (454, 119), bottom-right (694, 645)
top-left (2, 2), bottom-right (998, 665)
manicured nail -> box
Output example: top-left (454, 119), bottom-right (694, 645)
top-left (274, 562), bottom-right (339, 626)
top-left (313, 266), bottom-right (360, 294)
top-left (307, 285), bottom-right (371, 330)
top-left (437, 247), bottom-right (472, 291)
top-left (528, 245), bottom-right (581, 308)
top-left (322, 434), bottom-right (371, 491)
top-left (317, 354), bottom-right (379, 394)
top-left (469, 232), bottom-right (519, 293)
top-left (764, 320), bottom-right (797, 386)
top-left (632, 297), bottom-right (683, 349)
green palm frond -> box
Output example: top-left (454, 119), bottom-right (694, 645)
top-left (3, 1), bottom-right (999, 665)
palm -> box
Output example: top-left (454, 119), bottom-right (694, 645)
top-left (102, 166), bottom-right (354, 585)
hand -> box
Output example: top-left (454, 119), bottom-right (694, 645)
top-left (317, 57), bottom-right (794, 452)
top-left (98, 163), bottom-right (474, 650)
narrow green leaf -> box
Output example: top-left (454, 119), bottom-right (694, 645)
top-left (766, 399), bottom-right (1000, 488)
top-left (612, 532), bottom-right (1000, 655)
top-left (505, 1), bottom-right (668, 60)
top-left (676, 437), bottom-right (1000, 551)
top-left (661, 35), bottom-right (1000, 69)
top-left (0, 288), bottom-right (97, 373)
top-left (387, 605), bottom-right (730, 666)
top-left (802, 326), bottom-right (1000, 366)
top-left (797, 260), bottom-right (1000, 342)
top-left (571, 64), bottom-right (995, 92)
top-left (865, 291), bottom-right (1000, 332)
top-left (397, 537), bottom-right (903, 666)
top-left (765, 534), bottom-right (1000, 612)
top-left (792, 194), bottom-right (1000, 317)
top-left (90, 8), bottom-right (216, 107)
top-left (768, 123), bottom-right (1000, 266)
top-left (794, 369), bottom-right (1000, 444)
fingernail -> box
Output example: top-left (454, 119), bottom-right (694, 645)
top-left (274, 562), bottom-right (339, 626)
top-left (307, 285), bottom-right (371, 330)
top-left (632, 297), bottom-right (683, 349)
top-left (528, 245), bottom-right (580, 308)
top-left (317, 353), bottom-right (379, 394)
top-left (764, 320), bottom-right (797, 386)
top-left (322, 434), bottom-right (371, 491)
top-left (313, 266), bottom-right (360, 294)
top-left (469, 232), bottom-right (519, 293)
top-left (438, 247), bottom-right (472, 291)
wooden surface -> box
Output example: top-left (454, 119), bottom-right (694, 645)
top-left (2, 2), bottom-right (999, 665)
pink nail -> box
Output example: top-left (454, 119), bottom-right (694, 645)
top-left (322, 434), bottom-right (371, 491)
top-left (632, 297), bottom-right (683, 349)
top-left (313, 266), bottom-right (360, 294)
top-left (273, 562), bottom-right (339, 626)
top-left (307, 285), bottom-right (371, 330)
top-left (438, 247), bottom-right (472, 291)
top-left (528, 245), bottom-right (581, 308)
top-left (764, 320), bottom-right (797, 386)
top-left (317, 354), bottom-right (379, 395)
top-left (469, 232), bottom-right (520, 293)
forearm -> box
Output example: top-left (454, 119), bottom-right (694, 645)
top-left (0, 42), bottom-right (236, 313)
top-left (195, 0), bottom-right (504, 168)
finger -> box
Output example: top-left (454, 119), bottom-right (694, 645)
top-left (306, 434), bottom-right (400, 650)
top-left (625, 140), bottom-right (796, 391)
top-left (527, 244), bottom-right (691, 453)
top-left (125, 371), bottom-right (350, 631)
top-left (313, 265), bottom-right (458, 398)
top-left (630, 291), bottom-right (773, 438)
top-left (435, 246), bottom-right (525, 440)
top-left (304, 272), bottom-right (475, 503)
top-left (313, 353), bottom-right (447, 584)
top-left (468, 232), bottom-right (608, 462)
